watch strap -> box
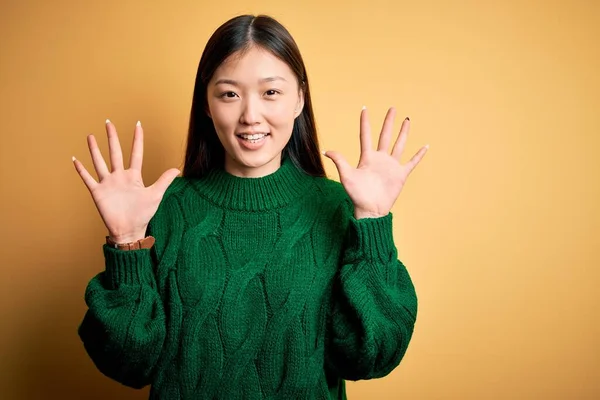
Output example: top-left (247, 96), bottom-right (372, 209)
top-left (106, 236), bottom-right (156, 251)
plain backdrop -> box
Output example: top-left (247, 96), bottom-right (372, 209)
top-left (1, 0), bottom-right (599, 399)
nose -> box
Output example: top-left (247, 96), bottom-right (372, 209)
top-left (240, 97), bottom-right (261, 125)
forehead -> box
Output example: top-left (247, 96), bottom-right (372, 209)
top-left (213, 46), bottom-right (296, 81)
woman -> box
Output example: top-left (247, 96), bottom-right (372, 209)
top-left (73, 14), bottom-right (428, 400)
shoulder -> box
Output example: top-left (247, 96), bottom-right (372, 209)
top-left (163, 176), bottom-right (191, 199)
top-left (312, 175), bottom-right (352, 210)
top-left (154, 176), bottom-right (195, 214)
top-left (148, 176), bottom-right (197, 231)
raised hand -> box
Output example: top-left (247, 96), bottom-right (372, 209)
top-left (323, 107), bottom-right (428, 220)
top-left (72, 120), bottom-right (180, 243)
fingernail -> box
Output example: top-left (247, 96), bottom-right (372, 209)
top-left (136, 120), bottom-right (141, 127)
top-left (425, 144), bottom-right (430, 149)
top-left (72, 156), bottom-right (76, 162)
top-left (106, 119), bottom-right (111, 124)
top-left (362, 105), bottom-right (367, 110)
top-left (321, 150), bottom-right (326, 155)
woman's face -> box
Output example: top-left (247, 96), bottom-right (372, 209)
top-left (207, 46), bottom-right (304, 177)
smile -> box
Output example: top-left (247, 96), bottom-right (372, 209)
top-left (236, 133), bottom-right (270, 143)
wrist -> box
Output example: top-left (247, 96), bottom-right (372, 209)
top-left (108, 235), bottom-right (146, 244)
top-left (106, 235), bottom-right (155, 251)
top-left (108, 232), bottom-right (147, 245)
top-left (353, 209), bottom-right (388, 220)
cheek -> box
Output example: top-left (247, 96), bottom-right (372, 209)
top-left (210, 105), bottom-right (236, 135)
top-left (265, 101), bottom-right (296, 130)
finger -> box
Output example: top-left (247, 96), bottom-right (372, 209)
top-left (106, 119), bottom-right (124, 171)
top-left (322, 150), bottom-right (352, 177)
top-left (87, 134), bottom-right (110, 179)
top-left (72, 156), bottom-right (98, 191)
top-left (150, 168), bottom-right (181, 196)
top-left (391, 117), bottom-right (411, 160)
top-left (377, 107), bottom-right (397, 152)
top-left (359, 106), bottom-right (372, 159)
top-left (405, 145), bottom-right (429, 175)
top-left (130, 121), bottom-right (144, 170)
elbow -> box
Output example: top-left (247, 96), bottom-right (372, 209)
top-left (78, 313), bottom-right (161, 389)
top-left (86, 347), bottom-right (153, 389)
top-left (329, 317), bottom-right (416, 381)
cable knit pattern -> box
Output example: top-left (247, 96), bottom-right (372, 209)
top-left (78, 158), bottom-right (418, 399)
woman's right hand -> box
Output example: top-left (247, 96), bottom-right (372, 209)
top-left (73, 120), bottom-right (180, 244)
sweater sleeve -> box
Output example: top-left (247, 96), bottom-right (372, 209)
top-left (326, 200), bottom-right (418, 381)
top-left (77, 243), bottom-right (166, 389)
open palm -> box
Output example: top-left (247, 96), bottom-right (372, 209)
top-left (324, 107), bottom-right (428, 220)
top-left (72, 120), bottom-right (180, 243)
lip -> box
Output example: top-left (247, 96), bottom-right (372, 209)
top-left (236, 132), bottom-right (270, 150)
top-left (236, 132), bottom-right (269, 137)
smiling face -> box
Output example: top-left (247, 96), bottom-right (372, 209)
top-left (206, 46), bottom-right (304, 177)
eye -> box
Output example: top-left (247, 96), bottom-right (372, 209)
top-left (265, 89), bottom-right (281, 97)
top-left (219, 91), bottom-right (238, 98)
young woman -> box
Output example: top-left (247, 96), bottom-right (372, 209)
top-left (73, 14), bottom-right (428, 400)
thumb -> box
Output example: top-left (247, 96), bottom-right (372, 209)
top-left (322, 150), bottom-right (351, 177)
top-left (150, 168), bottom-right (180, 196)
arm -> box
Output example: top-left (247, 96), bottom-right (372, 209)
top-left (326, 201), bottom-right (417, 381)
top-left (78, 242), bottom-right (166, 389)
top-left (72, 120), bottom-right (180, 388)
top-left (321, 106), bottom-right (427, 381)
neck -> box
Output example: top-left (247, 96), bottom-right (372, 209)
top-left (224, 154), bottom-right (283, 178)
top-left (194, 157), bottom-right (314, 212)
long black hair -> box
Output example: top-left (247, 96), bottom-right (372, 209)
top-left (183, 14), bottom-right (325, 178)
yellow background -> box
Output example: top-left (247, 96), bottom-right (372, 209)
top-left (1, 0), bottom-right (598, 398)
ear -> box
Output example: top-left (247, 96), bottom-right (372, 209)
top-left (294, 87), bottom-right (305, 118)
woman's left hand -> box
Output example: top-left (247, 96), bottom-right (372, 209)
top-left (323, 107), bottom-right (428, 220)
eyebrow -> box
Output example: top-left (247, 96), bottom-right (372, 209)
top-left (214, 76), bottom-right (288, 86)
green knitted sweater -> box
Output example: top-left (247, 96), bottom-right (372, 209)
top-left (78, 158), bottom-right (417, 399)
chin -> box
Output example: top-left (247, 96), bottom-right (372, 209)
top-left (227, 149), bottom-right (283, 176)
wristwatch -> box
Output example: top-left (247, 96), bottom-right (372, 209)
top-left (105, 236), bottom-right (156, 251)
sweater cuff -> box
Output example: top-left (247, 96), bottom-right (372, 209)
top-left (103, 245), bottom-right (154, 289)
top-left (347, 213), bottom-right (397, 264)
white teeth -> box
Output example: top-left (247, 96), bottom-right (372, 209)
top-left (239, 133), bottom-right (266, 140)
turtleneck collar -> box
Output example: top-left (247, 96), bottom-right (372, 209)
top-left (192, 157), bottom-right (315, 212)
